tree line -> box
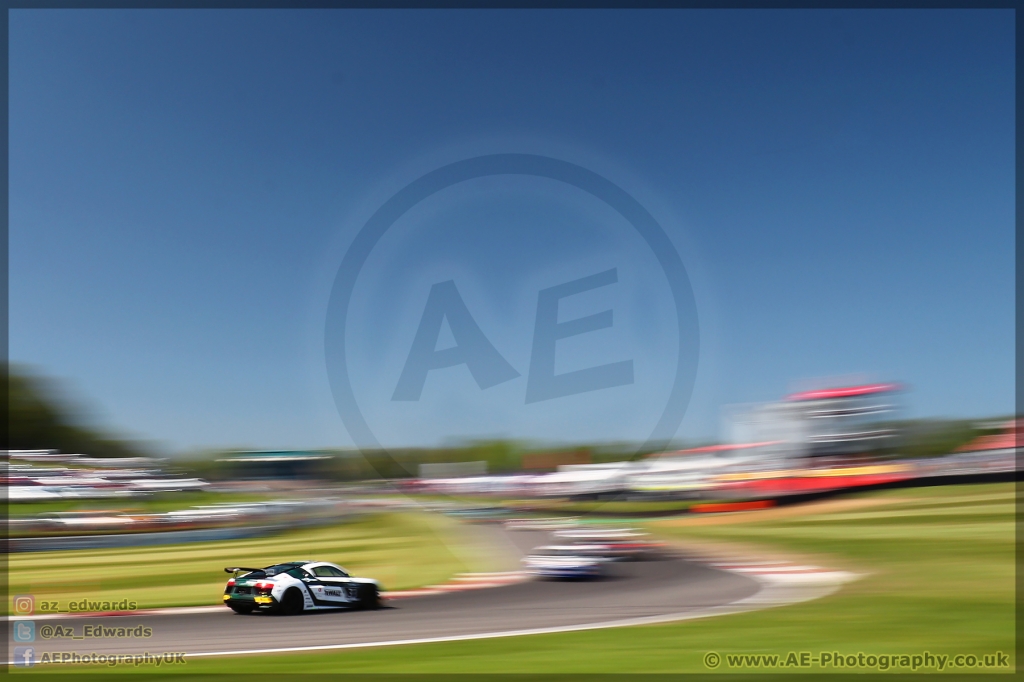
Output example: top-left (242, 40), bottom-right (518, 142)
top-left (7, 364), bottom-right (147, 458)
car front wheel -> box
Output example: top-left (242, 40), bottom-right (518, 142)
top-left (358, 585), bottom-right (380, 610)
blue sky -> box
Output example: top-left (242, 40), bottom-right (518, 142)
top-left (10, 9), bottom-right (1015, 454)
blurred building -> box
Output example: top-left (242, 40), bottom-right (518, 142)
top-left (215, 451), bottom-right (331, 479)
top-left (725, 383), bottom-right (901, 462)
top-left (630, 442), bottom-right (778, 494)
top-left (6, 451), bottom-right (208, 500)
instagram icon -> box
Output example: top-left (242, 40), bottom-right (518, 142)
top-left (12, 595), bottom-right (34, 616)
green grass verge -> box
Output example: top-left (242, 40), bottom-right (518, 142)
top-left (8, 511), bottom-right (496, 614)
top-left (9, 491), bottom-right (277, 517)
top-left (44, 481), bottom-right (1009, 675)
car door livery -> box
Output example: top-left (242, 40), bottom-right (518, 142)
top-left (313, 561), bottom-right (358, 602)
top-left (310, 565), bottom-right (358, 603)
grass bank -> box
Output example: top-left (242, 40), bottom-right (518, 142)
top-left (8, 511), bottom-right (495, 613)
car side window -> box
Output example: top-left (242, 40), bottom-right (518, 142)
top-left (313, 566), bottom-right (348, 577)
top-left (285, 568), bottom-right (308, 579)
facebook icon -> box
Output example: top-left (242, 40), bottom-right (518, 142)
top-left (14, 646), bottom-right (35, 667)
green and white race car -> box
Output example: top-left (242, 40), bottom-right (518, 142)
top-left (223, 561), bottom-right (381, 615)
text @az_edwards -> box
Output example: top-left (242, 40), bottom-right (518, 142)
top-left (39, 624), bottom-right (152, 639)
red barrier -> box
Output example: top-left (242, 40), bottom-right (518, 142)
top-left (719, 472), bottom-right (913, 497)
top-left (691, 500), bottom-right (776, 513)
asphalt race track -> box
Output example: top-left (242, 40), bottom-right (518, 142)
top-left (19, 529), bottom-right (762, 661)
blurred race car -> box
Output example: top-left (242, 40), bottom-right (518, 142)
top-left (553, 528), bottom-right (665, 560)
top-left (523, 544), bottom-right (612, 580)
top-left (222, 561), bottom-right (381, 615)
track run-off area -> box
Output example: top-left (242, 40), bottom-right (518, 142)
top-left (6, 526), bottom-right (860, 665)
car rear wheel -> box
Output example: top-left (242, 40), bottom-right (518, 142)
top-left (281, 588), bottom-right (304, 615)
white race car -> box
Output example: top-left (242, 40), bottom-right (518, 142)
top-left (223, 561), bottom-right (381, 615)
top-left (523, 544), bottom-right (612, 579)
top-left (553, 528), bottom-right (665, 560)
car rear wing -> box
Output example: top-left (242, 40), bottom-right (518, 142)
top-left (224, 567), bottom-right (263, 575)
